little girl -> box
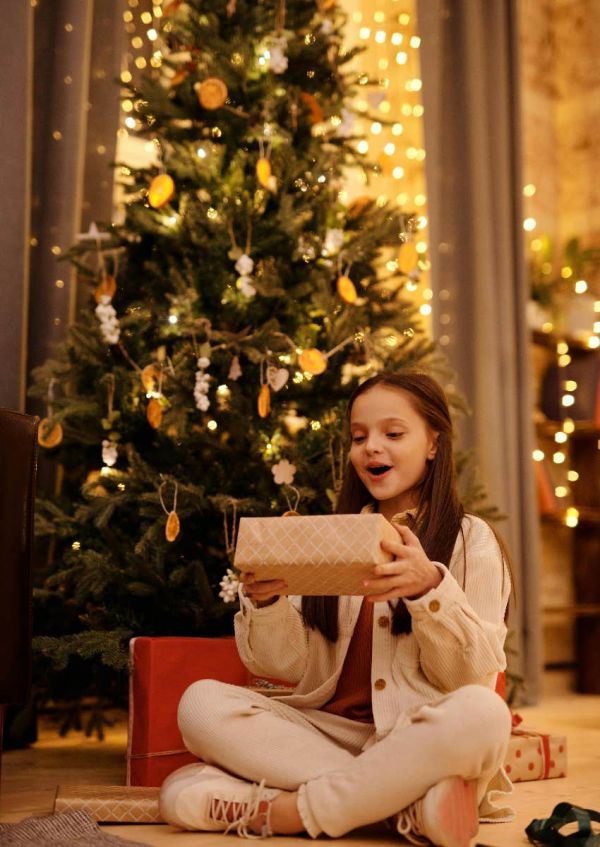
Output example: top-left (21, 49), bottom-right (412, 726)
top-left (160, 372), bottom-right (514, 845)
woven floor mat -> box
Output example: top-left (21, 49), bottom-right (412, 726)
top-left (0, 810), bottom-right (150, 846)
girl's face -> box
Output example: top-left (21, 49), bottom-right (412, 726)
top-left (349, 385), bottom-right (438, 515)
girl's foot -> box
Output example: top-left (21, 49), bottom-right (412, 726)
top-left (159, 762), bottom-right (281, 837)
top-left (396, 776), bottom-right (479, 847)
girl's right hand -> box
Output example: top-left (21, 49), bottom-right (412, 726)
top-left (241, 572), bottom-right (288, 607)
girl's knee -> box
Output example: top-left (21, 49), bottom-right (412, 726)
top-left (177, 678), bottom-right (231, 736)
top-left (454, 684), bottom-right (511, 736)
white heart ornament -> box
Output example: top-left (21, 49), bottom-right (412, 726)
top-left (267, 366), bottom-right (289, 392)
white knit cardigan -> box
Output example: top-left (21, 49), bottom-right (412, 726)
top-left (234, 513), bottom-right (514, 819)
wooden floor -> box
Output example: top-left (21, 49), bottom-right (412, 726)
top-left (1, 673), bottom-right (599, 846)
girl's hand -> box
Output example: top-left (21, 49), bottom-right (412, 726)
top-left (241, 572), bottom-right (288, 607)
top-left (364, 524), bottom-right (442, 602)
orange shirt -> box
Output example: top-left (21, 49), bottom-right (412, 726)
top-left (322, 599), bottom-right (374, 723)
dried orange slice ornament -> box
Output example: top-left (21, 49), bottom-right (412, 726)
top-left (256, 157), bottom-right (272, 188)
top-left (196, 77), bottom-right (228, 110)
top-left (141, 364), bottom-right (161, 394)
top-left (165, 510), bottom-right (180, 542)
top-left (38, 417), bottom-right (63, 448)
top-left (147, 398), bottom-right (163, 429)
top-left (148, 174), bottom-right (175, 209)
top-left (298, 348), bottom-right (327, 374)
top-left (94, 275), bottom-right (117, 304)
top-left (336, 275), bottom-right (357, 304)
top-left (398, 242), bottom-right (419, 274)
top-left (258, 383), bottom-right (271, 418)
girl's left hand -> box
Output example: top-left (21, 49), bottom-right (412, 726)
top-left (364, 523), bottom-right (442, 602)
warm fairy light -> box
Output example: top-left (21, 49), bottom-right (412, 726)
top-left (141, 10), bottom-right (152, 23)
top-left (542, 321), bottom-right (554, 333)
top-left (135, 57), bottom-right (147, 69)
top-left (553, 451), bottom-right (566, 464)
top-left (55, 279), bottom-right (64, 288)
top-left (125, 117), bottom-right (136, 129)
top-left (561, 266), bottom-right (573, 278)
top-left (419, 304), bottom-right (432, 316)
top-left (168, 314), bottom-right (178, 324)
top-left (357, 140), bottom-right (369, 154)
top-left (594, 322), bottom-right (600, 333)
top-left (558, 354), bottom-right (571, 367)
top-left (391, 32), bottom-right (403, 45)
top-left (555, 486), bottom-right (568, 498)
top-left (371, 122), bottom-right (382, 134)
top-left (574, 279), bottom-right (588, 294)
top-left (392, 166), bottom-right (405, 179)
top-left (554, 431), bottom-right (568, 444)
top-left (595, 301), bottom-right (600, 312)
top-left (416, 241), bottom-right (427, 253)
top-left (532, 449), bottom-right (545, 462)
top-left (556, 341), bottom-right (569, 355)
top-left (523, 184), bottom-right (536, 197)
top-left (217, 384), bottom-right (231, 397)
top-left (375, 30), bottom-right (386, 43)
top-left (374, 11), bottom-right (385, 22)
top-left (392, 123), bottom-right (404, 135)
top-left (359, 27), bottom-right (371, 39)
top-left (396, 51), bottom-right (408, 65)
top-left (523, 218), bottom-right (536, 231)
top-left (207, 420), bottom-right (218, 431)
top-left (564, 380), bottom-right (578, 391)
top-left (147, 28), bottom-right (158, 41)
top-left (563, 419), bottom-right (575, 433)
top-left (384, 142), bottom-right (396, 155)
top-left (561, 395), bottom-right (575, 407)
top-left (565, 507), bottom-right (579, 528)
top-left (310, 420), bottom-right (322, 430)
top-left (588, 336), bottom-right (600, 349)
top-left (196, 147), bottom-right (207, 158)
top-left (567, 470), bottom-right (579, 482)
top-left (72, 541), bottom-right (81, 550)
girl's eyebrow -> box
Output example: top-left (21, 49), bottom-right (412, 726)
top-left (350, 417), bottom-right (409, 428)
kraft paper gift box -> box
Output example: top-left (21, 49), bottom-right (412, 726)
top-left (234, 513), bottom-right (400, 595)
top-left (504, 721), bottom-right (567, 782)
top-left (54, 785), bottom-right (161, 823)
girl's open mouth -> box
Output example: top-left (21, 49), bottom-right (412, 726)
top-left (367, 464), bottom-right (392, 479)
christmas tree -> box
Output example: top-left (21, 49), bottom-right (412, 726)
top-left (30, 0), bottom-right (442, 711)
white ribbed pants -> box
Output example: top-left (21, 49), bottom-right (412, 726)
top-left (177, 680), bottom-right (511, 838)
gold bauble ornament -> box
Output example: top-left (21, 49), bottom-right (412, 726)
top-left (38, 417), bottom-right (63, 448)
top-left (147, 398), bottom-right (163, 429)
top-left (299, 92), bottom-right (324, 125)
top-left (258, 383), bottom-right (271, 418)
top-left (196, 77), bottom-right (228, 110)
top-left (148, 174), bottom-right (175, 209)
top-left (298, 348), bottom-right (327, 375)
top-left (165, 510), bottom-right (180, 542)
top-left (256, 157), bottom-right (272, 188)
top-left (398, 242), bottom-right (419, 274)
top-left (336, 275), bottom-right (357, 304)
top-left (94, 275), bottom-right (117, 304)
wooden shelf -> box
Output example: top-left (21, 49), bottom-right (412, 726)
top-left (541, 506), bottom-right (600, 527)
top-left (543, 604), bottom-right (600, 619)
top-left (531, 329), bottom-right (597, 353)
top-left (536, 419), bottom-right (600, 438)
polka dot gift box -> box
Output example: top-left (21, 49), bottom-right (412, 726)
top-left (504, 715), bottom-right (567, 782)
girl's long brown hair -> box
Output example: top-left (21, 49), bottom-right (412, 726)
top-left (302, 371), bottom-right (466, 640)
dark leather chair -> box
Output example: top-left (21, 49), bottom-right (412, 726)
top-left (0, 408), bottom-right (39, 783)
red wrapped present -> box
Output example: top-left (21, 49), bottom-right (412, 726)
top-left (127, 636), bottom-right (249, 787)
top-left (504, 714), bottom-right (567, 782)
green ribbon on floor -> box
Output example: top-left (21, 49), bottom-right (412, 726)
top-left (526, 801), bottom-right (600, 847)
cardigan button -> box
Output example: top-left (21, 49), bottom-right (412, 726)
top-left (374, 678), bottom-right (386, 691)
top-left (377, 615), bottom-right (389, 628)
top-left (429, 599), bottom-right (441, 613)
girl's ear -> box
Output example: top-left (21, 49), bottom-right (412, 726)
top-left (427, 433), bottom-right (440, 460)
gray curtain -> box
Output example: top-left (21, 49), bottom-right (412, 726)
top-left (0, 0), bottom-right (124, 414)
top-left (417, 0), bottom-right (542, 701)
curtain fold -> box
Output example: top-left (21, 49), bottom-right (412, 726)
top-left (416, 0), bottom-right (542, 701)
top-left (0, 5), bottom-right (33, 411)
